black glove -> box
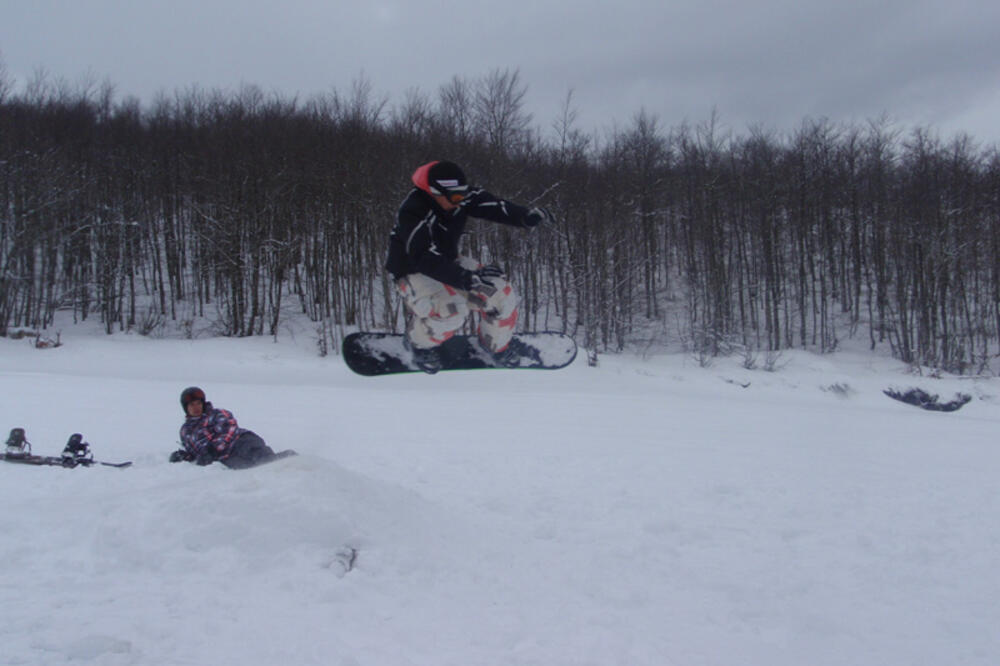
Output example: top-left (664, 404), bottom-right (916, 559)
top-left (524, 206), bottom-right (552, 227)
top-left (462, 264), bottom-right (505, 292)
top-left (169, 449), bottom-right (193, 463)
top-left (195, 446), bottom-right (216, 466)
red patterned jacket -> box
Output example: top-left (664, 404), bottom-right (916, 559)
top-left (179, 402), bottom-right (247, 460)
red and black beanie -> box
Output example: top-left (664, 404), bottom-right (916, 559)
top-left (412, 160), bottom-right (469, 198)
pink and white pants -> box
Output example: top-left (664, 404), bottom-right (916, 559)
top-left (398, 256), bottom-right (519, 353)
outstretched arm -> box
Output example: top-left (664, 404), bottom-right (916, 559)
top-left (463, 189), bottom-right (552, 228)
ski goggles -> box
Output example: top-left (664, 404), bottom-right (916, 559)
top-left (429, 179), bottom-right (469, 204)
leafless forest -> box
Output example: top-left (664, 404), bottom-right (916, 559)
top-left (2, 67), bottom-right (1000, 372)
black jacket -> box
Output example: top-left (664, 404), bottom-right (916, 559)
top-left (385, 187), bottom-right (530, 288)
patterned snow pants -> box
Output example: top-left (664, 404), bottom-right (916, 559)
top-left (397, 256), bottom-right (519, 353)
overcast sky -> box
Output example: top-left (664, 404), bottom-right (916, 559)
top-left (2, 0), bottom-right (999, 146)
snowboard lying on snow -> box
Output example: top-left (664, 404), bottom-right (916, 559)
top-left (2, 428), bottom-right (132, 468)
top-left (251, 449), bottom-right (298, 466)
top-left (342, 332), bottom-right (577, 377)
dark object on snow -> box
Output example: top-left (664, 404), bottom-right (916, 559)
top-left (883, 388), bottom-right (972, 412)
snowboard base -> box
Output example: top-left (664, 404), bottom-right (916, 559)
top-left (342, 332), bottom-right (577, 376)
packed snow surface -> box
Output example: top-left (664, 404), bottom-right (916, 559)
top-left (1, 324), bottom-right (998, 665)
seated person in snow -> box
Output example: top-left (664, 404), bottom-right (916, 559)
top-left (170, 386), bottom-right (278, 469)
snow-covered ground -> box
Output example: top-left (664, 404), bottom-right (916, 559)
top-left (1, 321), bottom-right (998, 665)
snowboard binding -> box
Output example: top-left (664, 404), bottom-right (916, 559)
top-left (61, 433), bottom-right (94, 467)
top-left (5, 427), bottom-right (30, 456)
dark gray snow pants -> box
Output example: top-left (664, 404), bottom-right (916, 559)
top-left (221, 431), bottom-right (277, 469)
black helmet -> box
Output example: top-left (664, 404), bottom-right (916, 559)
top-left (180, 386), bottom-right (206, 413)
top-left (412, 160), bottom-right (469, 203)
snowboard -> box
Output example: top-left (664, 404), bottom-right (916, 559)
top-left (2, 428), bottom-right (133, 468)
top-left (0, 452), bottom-right (133, 468)
top-left (342, 332), bottom-right (577, 376)
top-left (251, 449), bottom-right (298, 467)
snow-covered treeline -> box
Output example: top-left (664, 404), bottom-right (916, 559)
top-left (2, 68), bottom-right (1000, 371)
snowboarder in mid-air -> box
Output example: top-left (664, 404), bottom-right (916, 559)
top-left (385, 160), bottom-right (552, 373)
top-left (171, 387), bottom-right (291, 469)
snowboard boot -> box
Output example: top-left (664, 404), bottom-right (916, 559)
top-left (489, 342), bottom-right (522, 368)
top-left (404, 336), bottom-right (443, 374)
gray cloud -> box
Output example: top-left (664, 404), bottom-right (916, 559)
top-left (2, 0), bottom-right (998, 144)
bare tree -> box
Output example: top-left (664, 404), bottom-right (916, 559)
top-left (3, 69), bottom-right (1000, 372)
top-left (472, 68), bottom-right (532, 157)
top-left (0, 51), bottom-right (12, 104)
top-left (437, 75), bottom-right (474, 146)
